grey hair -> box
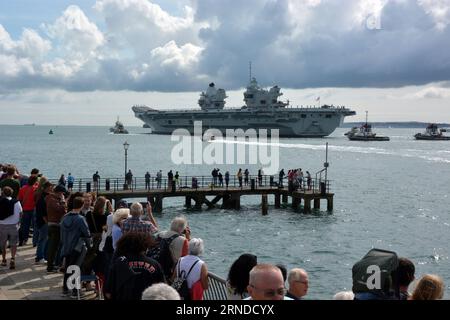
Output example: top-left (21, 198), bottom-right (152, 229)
top-left (142, 283), bottom-right (180, 300)
top-left (188, 238), bottom-right (204, 256)
top-left (333, 291), bottom-right (355, 300)
top-left (287, 268), bottom-right (308, 284)
top-left (170, 216), bottom-right (188, 234)
top-left (130, 202), bottom-right (143, 217)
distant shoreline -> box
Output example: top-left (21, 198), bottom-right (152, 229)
top-left (342, 122), bottom-right (450, 128)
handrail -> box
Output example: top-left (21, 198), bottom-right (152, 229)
top-left (203, 272), bottom-right (228, 300)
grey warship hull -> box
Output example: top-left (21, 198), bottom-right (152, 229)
top-left (133, 106), bottom-right (356, 137)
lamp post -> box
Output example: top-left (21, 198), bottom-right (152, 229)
top-left (123, 141), bottom-right (129, 189)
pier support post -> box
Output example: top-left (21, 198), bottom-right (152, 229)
top-left (221, 194), bottom-right (231, 209)
top-left (314, 198), bottom-right (320, 210)
top-left (327, 196), bottom-right (333, 212)
top-left (154, 196), bottom-right (163, 213)
top-left (185, 196), bottom-right (192, 209)
top-left (274, 194), bottom-right (281, 209)
top-left (292, 197), bottom-right (300, 210)
top-left (262, 194), bottom-right (268, 216)
top-left (282, 194), bottom-right (288, 204)
top-left (194, 195), bottom-right (204, 210)
top-left (231, 194), bottom-right (240, 210)
top-left (304, 198), bottom-right (311, 214)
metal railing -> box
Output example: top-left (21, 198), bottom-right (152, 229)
top-left (48, 174), bottom-right (331, 194)
top-left (203, 272), bottom-right (228, 300)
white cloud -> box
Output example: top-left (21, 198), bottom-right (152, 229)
top-left (1, 0), bottom-right (450, 93)
top-left (418, 0), bottom-right (450, 30)
top-left (43, 5), bottom-right (104, 61)
top-left (414, 86), bottom-right (450, 99)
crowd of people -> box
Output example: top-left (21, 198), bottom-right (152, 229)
top-left (0, 163), bottom-right (446, 301)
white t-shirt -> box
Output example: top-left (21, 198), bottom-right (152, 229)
top-left (0, 197), bottom-right (22, 225)
top-left (178, 255), bottom-right (204, 289)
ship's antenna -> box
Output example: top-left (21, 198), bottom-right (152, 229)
top-left (365, 111), bottom-right (368, 125)
top-left (249, 61), bottom-right (252, 82)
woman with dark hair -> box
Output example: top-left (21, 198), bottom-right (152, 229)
top-left (104, 233), bottom-right (165, 300)
top-left (58, 174), bottom-right (66, 187)
top-left (83, 197), bottom-right (110, 290)
top-left (226, 253), bottom-right (258, 300)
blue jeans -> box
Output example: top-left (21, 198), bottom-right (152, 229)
top-left (19, 210), bottom-right (34, 244)
top-left (35, 224), bottom-right (48, 261)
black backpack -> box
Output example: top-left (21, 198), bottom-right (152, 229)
top-left (352, 248), bottom-right (400, 299)
top-left (0, 197), bottom-right (17, 220)
top-left (172, 259), bottom-right (200, 300)
top-left (147, 234), bottom-right (179, 279)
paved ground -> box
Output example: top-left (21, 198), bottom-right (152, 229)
top-left (0, 243), bottom-right (97, 300)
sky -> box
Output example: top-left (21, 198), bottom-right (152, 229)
top-left (1, 0), bottom-right (450, 125)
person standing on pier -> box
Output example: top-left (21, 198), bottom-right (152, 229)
top-left (45, 185), bottom-right (68, 273)
top-left (145, 172), bottom-right (151, 190)
top-left (211, 169), bottom-right (218, 186)
top-left (279, 169), bottom-right (285, 187)
top-left (0, 186), bottom-right (22, 270)
top-left (126, 170), bottom-right (133, 189)
top-left (0, 166), bottom-right (20, 198)
top-left (34, 181), bottom-right (52, 264)
top-left (298, 169), bottom-right (304, 190)
top-left (122, 202), bottom-right (158, 237)
top-left (156, 170), bottom-right (162, 189)
top-left (67, 173), bottom-right (74, 192)
top-left (306, 171), bottom-right (312, 190)
top-left (60, 196), bottom-right (91, 297)
top-left (237, 169), bottom-right (243, 188)
top-left (174, 238), bottom-right (209, 300)
top-left (175, 171), bottom-right (180, 188)
top-left (80, 193), bottom-right (94, 217)
top-left (168, 170), bottom-right (173, 189)
top-left (92, 171), bottom-right (100, 191)
top-left (225, 171), bottom-right (230, 189)
top-left (58, 174), bottom-right (66, 187)
top-left (218, 172), bottom-right (223, 187)
top-left (244, 169), bottom-right (249, 186)
top-left (258, 169), bottom-right (263, 187)
top-left (17, 175), bottom-right (38, 246)
top-left (157, 216), bottom-right (190, 279)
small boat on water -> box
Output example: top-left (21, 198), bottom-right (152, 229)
top-left (414, 124), bottom-right (450, 140)
top-left (49, 129), bottom-right (54, 135)
top-left (347, 112), bottom-right (390, 141)
top-left (110, 117), bottom-right (129, 134)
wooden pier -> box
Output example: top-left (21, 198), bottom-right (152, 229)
top-left (50, 175), bottom-right (334, 214)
